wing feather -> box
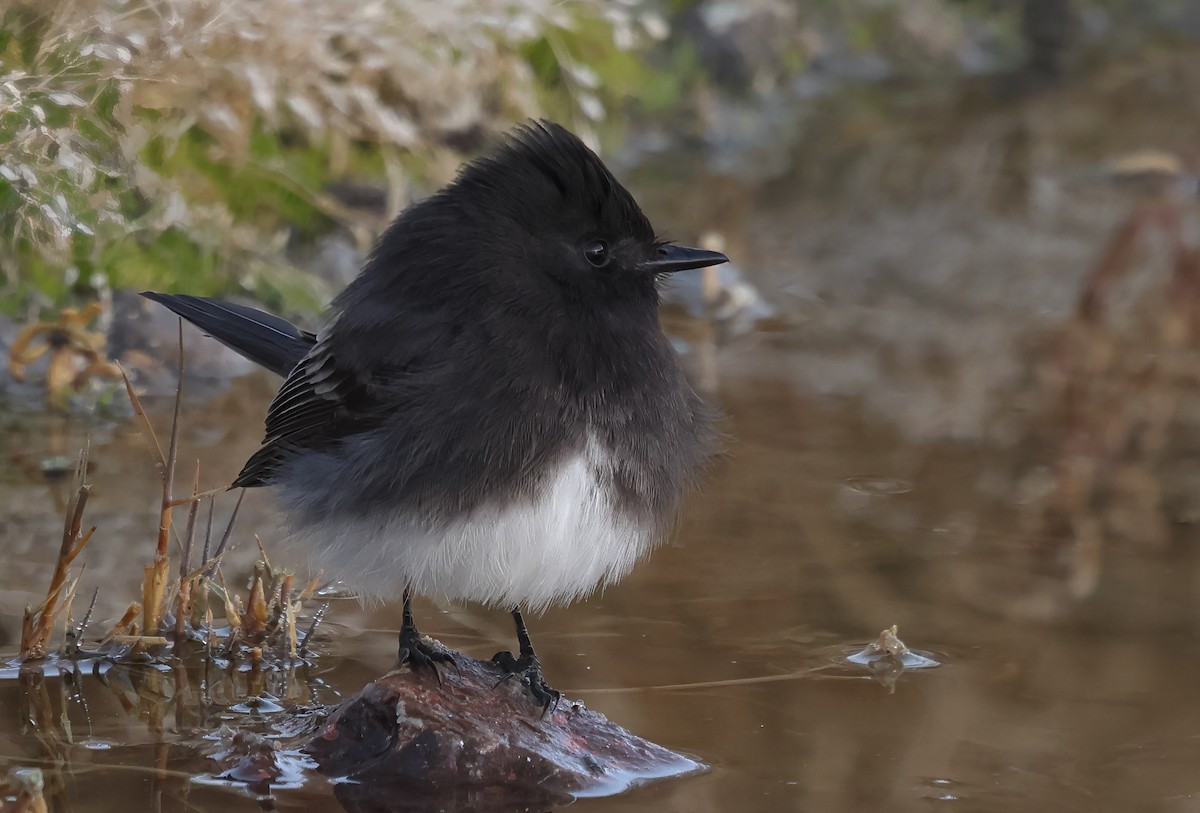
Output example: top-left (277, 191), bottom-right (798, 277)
top-left (232, 333), bottom-right (391, 487)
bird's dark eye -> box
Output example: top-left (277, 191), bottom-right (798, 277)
top-left (583, 240), bottom-right (609, 268)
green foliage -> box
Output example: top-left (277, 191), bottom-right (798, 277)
top-left (1, 0), bottom-right (662, 318)
top-left (9, 0), bottom-right (1179, 321)
top-left (0, 7), bottom-right (180, 314)
top-left (520, 4), bottom-right (680, 132)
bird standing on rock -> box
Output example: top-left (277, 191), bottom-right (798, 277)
top-left (145, 121), bottom-right (726, 711)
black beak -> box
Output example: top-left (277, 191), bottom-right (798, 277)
top-left (641, 244), bottom-right (729, 274)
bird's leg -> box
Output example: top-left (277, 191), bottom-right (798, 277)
top-left (396, 587), bottom-right (454, 682)
top-left (492, 607), bottom-right (561, 714)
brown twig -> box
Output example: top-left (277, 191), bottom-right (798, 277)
top-left (117, 366), bottom-right (165, 469)
top-left (166, 487), bottom-right (225, 508)
top-left (99, 602), bottom-right (142, 647)
top-left (174, 463), bottom-right (202, 650)
top-left (205, 489), bottom-right (244, 578)
top-left (278, 574), bottom-right (296, 660)
top-left (20, 452), bottom-right (97, 661)
top-left (243, 569), bottom-right (268, 640)
top-left (143, 320), bottom-right (184, 634)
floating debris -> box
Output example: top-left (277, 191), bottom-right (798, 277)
top-left (847, 625), bottom-right (939, 669)
top-left (846, 626), bottom-right (940, 692)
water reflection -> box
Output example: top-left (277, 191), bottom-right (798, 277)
top-left (0, 656), bottom-right (332, 809)
top-left (5, 45), bottom-right (1200, 813)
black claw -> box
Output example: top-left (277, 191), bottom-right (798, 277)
top-left (491, 649), bottom-right (521, 676)
top-left (396, 587), bottom-right (454, 684)
top-left (397, 628), bottom-right (455, 685)
top-left (491, 650), bottom-right (561, 716)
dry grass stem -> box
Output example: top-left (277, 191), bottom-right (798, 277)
top-left (143, 322), bottom-right (185, 632)
top-left (216, 570), bottom-right (242, 629)
top-left (254, 534), bottom-right (272, 574)
top-left (180, 462), bottom-right (201, 578)
top-left (244, 573), bottom-right (268, 639)
top-left (20, 454), bottom-right (97, 661)
top-left (18, 323), bottom-right (323, 673)
top-left (118, 367), bottom-right (166, 468)
top-left (166, 487), bottom-right (225, 508)
top-left (206, 489), bottom-right (245, 577)
top-left (97, 603), bottom-right (142, 647)
top-left (173, 464), bottom-right (203, 649)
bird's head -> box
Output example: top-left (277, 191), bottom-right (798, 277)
top-left (370, 121), bottom-right (728, 308)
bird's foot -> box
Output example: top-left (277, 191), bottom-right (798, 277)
top-left (396, 627), bottom-right (455, 685)
top-left (492, 650), bottom-right (561, 715)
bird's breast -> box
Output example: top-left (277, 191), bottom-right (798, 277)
top-left (283, 434), bottom-right (659, 609)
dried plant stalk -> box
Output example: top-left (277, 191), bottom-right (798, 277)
top-left (174, 463), bottom-right (203, 649)
top-left (205, 489), bottom-right (245, 578)
top-left (20, 454), bottom-right (97, 661)
top-left (243, 574), bottom-right (269, 639)
top-left (118, 367), bottom-right (166, 469)
top-left (216, 570), bottom-right (242, 628)
top-left (277, 574), bottom-right (297, 659)
top-left (143, 321), bottom-right (184, 634)
top-left (99, 602), bottom-right (143, 646)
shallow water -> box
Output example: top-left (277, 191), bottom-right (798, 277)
top-left (6, 48), bottom-right (1200, 812)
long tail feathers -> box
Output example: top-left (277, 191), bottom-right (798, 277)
top-left (141, 292), bottom-right (315, 377)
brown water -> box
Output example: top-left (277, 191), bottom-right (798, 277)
top-left (5, 48), bottom-right (1200, 813)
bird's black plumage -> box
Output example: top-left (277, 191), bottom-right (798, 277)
top-left (143, 120), bottom-right (728, 707)
top-left (141, 293), bottom-right (315, 377)
top-left (173, 123), bottom-right (716, 520)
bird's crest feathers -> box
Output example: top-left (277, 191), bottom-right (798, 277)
top-left (452, 120), bottom-right (655, 243)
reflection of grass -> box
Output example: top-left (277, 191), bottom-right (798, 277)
top-left (11, 639), bottom-right (332, 808)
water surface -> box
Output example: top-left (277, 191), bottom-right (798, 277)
top-left (5, 48), bottom-right (1200, 812)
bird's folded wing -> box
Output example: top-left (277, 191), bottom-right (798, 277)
top-left (233, 332), bottom-right (394, 487)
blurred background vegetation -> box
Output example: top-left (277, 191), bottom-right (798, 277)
top-left (1, 0), bottom-right (1196, 320)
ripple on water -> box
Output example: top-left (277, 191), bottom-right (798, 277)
top-left (842, 475), bottom-right (914, 496)
top-left (227, 694), bottom-right (286, 715)
top-left (845, 646), bottom-right (941, 670)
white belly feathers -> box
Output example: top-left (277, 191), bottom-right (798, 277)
top-left (285, 436), bottom-right (656, 610)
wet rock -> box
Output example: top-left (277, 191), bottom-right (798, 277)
top-left (306, 640), bottom-right (703, 812)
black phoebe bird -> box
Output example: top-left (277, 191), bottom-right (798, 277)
top-left (144, 121), bottom-right (726, 709)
